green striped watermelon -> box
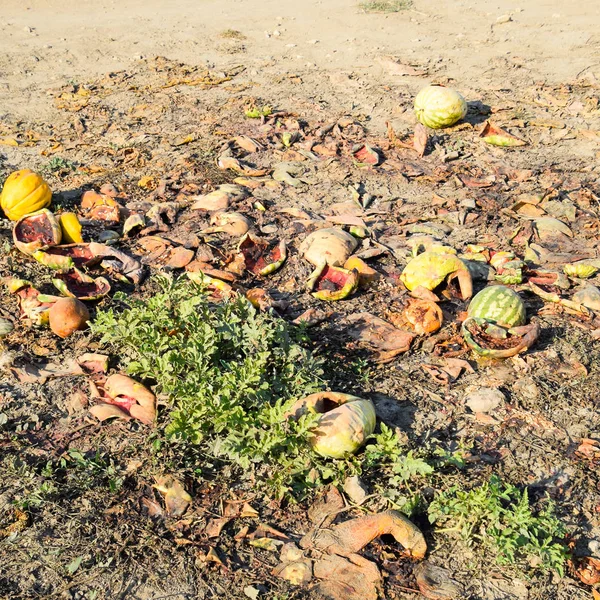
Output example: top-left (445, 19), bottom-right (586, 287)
top-left (467, 285), bottom-right (526, 327)
top-left (414, 85), bottom-right (467, 129)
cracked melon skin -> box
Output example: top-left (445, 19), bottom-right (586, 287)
top-left (414, 85), bottom-right (468, 129)
top-left (467, 285), bottom-right (526, 327)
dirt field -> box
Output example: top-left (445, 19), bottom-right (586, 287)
top-left (2, 1), bottom-right (600, 599)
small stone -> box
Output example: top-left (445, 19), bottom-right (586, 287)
top-left (273, 30), bottom-right (281, 37)
top-left (307, 39), bottom-right (319, 44)
top-left (343, 475), bottom-right (368, 505)
top-left (465, 387), bottom-right (505, 413)
top-left (496, 14), bottom-right (512, 23)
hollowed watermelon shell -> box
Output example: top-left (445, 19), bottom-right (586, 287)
top-left (53, 268), bottom-right (111, 301)
top-left (13, 209), bottom-right (62, 256)
top-left (33, 244), bottom-right (96, 270)
top-left (307, 264), bottom-right (359, 301)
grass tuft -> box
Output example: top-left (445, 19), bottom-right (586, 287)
top-left (359, 0), bottom-right (412, 13)
top-left (219, 29), bottom-right (246, 40)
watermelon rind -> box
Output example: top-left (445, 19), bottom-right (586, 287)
top-left (467, 285), bottom-right (526, 327)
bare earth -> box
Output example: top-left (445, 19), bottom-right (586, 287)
top-left (2, 1), bottom-right (600, 600)
top-left (2, 0), bottom-right (600, 122)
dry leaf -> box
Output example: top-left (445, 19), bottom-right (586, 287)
top-left (241, 503), bottom-right (259, 518)
top-left (153, 475), bottom-right (192, 517)
top-left (573, 556), bottom-right (600, 585)
top-left (206, 517), bottom-right (230, 538)
top-left (457, 174), bottom-right (496, 188)
top-left (413, 123), bottom-right (428, 157)
top-left (141, 497), bottom-right (164, 518)
top-left (10, 359), bottom-right (84, 384)
top-left (202, 547), bottom-right (224, 565)
top-left (343, 313), bottom-right (415, 363)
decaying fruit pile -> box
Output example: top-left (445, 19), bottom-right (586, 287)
top-left (1, 58), bottom-right (600, 600)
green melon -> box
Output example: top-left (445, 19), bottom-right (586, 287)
top-left (414, 85), bottom-right (468, 129)
top-left (467, 285), bottom-right (526, 327)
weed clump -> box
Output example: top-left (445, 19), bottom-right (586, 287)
top-left (428, 475), bottom-right (569, 574)
top-left (359, 0), bottom-right (412, 13)
top-left (93, 276), bottom-right (327, 495)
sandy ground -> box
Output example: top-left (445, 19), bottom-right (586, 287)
top-left (1, 0), bottom-right (600, 122)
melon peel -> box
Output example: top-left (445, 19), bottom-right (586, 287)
top-left (237, 233), bottom-right (287, 276)
top-left (300, 228), bottom-right (358, 267)
top-left (401, 251), bottom-right (473, 300)
top-left (300, 509), bottom-right (427, 559)
top-left (1, 169), bottom-right (52, 221)
top-left (462, 317), bottom-right (540, 358)
top-left (286, 392), bottom-right (376, 458)
top-left (90, 374), bottom-right (156, 425)
top-left (13, 209), bottom-right (62, 256)
top-left (307, 263), bottom-right (359, 301)
top-left (53, 268), bottom-right (111, 301)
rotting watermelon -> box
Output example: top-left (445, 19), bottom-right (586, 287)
top-left (467, 285), bottom-right (526, 327)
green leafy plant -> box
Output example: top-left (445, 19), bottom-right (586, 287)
top-left (42, 156), bottom-right (77, 174)
top-left (92, 276), bottom-right (329, 496)
top-left (428, 476), bottom-right (569, 574)
top-left (364, 424), bottom-right (434, 514)
top-left (359, 0), bottom-right (412, 13)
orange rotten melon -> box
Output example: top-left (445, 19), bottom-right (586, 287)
top-left (48, 297), bottom-right (90, 338)
top-left (1, 170), bottom-right (52, 221)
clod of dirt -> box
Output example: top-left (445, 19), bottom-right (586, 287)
top-left (464, 387), bottom-right (505, 414)
top-left (414, 562), bottom-right (465, 599)
top-left (343, 476), bottom-right (368, 505)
